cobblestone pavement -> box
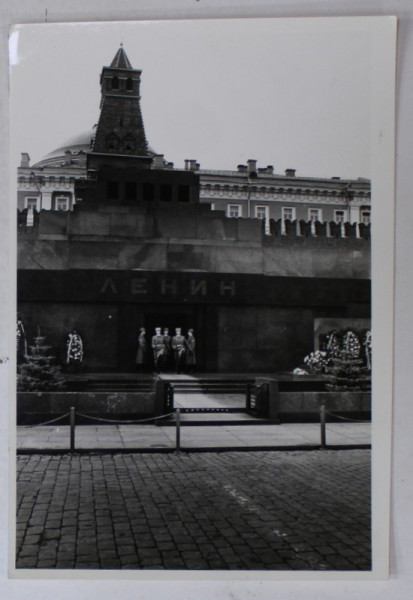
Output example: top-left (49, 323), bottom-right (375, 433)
top-left (15, 450), bottom-right (371, 571)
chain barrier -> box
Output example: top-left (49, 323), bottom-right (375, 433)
top-left (19, 410), bottom-right (175, 428)
top-left (75, 411), bottom-right (175, 424)
top-left (325, 410), bottom-right (370, 423)
top-left (20, 407), bottom-right (179, 451)
top-left (320, 404), bottom-right (370, 448)
top-left (19, 412), bottom-right (71, 428)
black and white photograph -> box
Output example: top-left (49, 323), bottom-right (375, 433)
top-left (8, 15), bottom-right (395, 580)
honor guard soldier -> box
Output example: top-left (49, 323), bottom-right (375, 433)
top-left (151, 327), bottom-right (165, 372)
top-left (172, 327), bottom-right (186, 373)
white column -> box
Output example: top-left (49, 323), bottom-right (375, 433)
top-left (42, 192), bottom-right (52, 210)
top-left (349, 205), bottom-right (360, 224)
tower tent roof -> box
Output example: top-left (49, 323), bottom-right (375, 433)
top-left (110, 46), bottom-right (133, 69)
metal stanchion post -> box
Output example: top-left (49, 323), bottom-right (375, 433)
top-left (176, 408), bottom-right (181, 452)
top-left (320, 404), bottom-right (326, 449)
top-left (70, 406), bottom-right (76, 451)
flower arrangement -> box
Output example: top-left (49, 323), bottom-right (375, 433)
top-left (292, 367), bottom-right (308, 375)
top-left (303, 350), bottom-right (329, 373)
top-left (324, 331), bottom-right (341, 358)
top-left (293, 327), bottom-right (372, 387)
top-left (342, 330), bottom-right (361, 358)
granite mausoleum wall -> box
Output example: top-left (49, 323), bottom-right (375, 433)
top-left (18, 205), bottom-right (370, 279)
top-left (17, 205), bottom-right (370, 372)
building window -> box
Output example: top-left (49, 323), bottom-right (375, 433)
top-left (125, 182), bottom-right (137, 201)
top-left (361, 210), bottom-right (371, 225)
top-left (282, 207), bottom-right (296, 221)
top-left (178, 185), bottom-right (190, 203)
top-left (228, 204), bottom-right (242, 218)
top-left (106, 133), bottom-right (119, 151)
top-left (308, 208), bottom-right (322, 222)
top-left (56, 197), bottom-right (69, 211)
top-left (334, 210), bottom-right (346, 223)
top-left (210, 203), bottom-right (215, 211)
top-left (143, 182), bottom-right (155, 202)
top-left (126, 78), bottom-right (133, 91)
top-left (255, 206), bottom-right (269, 220)
top-left (107, 181), bottom-right (119, 200)
top-left (112, 76), bottom-right (119, 90)
top-left (25, 197), bottom-right (39, 211)
top-left (123, 134), bottom-right (136, 153)
top-left (160, 184), bottom-right (172, 202)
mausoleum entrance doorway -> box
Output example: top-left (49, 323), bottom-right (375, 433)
top-left (118, 303), bottom-right (200, 372)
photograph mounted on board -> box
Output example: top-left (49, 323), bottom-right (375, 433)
top-left (10, 17), bottom-right (395, 577)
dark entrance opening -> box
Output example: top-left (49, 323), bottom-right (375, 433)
top-left (118, 303), bottom-right (201, 372)
top-left (145, 312), bottom-right (191, 373)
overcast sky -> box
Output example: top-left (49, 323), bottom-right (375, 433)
top-left (10, 18), bottom-right (372, 179)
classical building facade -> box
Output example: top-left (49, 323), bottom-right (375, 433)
top-left (198, 162), bottom-right (371, 230)
top-left (17, 47), bottom-right (371, 373)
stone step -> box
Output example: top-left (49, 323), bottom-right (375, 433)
top-left (170, 379), bottom-right (254, 394)
top-left (158, 410), bottom-right (274, 425)
top-left (180, 407), bottom-right (247, 413)
top-left (67, 381), bottom-right (153, 392)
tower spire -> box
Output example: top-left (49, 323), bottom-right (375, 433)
top-left (110, 46), bottom-right (132, 69)
top-left (89, 47), bottom-right (150, 169)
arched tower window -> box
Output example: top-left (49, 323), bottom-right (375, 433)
top-left (123, 133), bottom-right (136, 153)
top-left (106, 133), bottom-right (120, 151)
top-left (111, 76), bottom-right (119, 90)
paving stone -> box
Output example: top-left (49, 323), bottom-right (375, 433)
top-left (57, 550), bottom-right (76, 561)
top-left (15, 450), bottom-right (371, 572)
top-left (185, 559), bottom-right (209, 569)
top-left (97, 540), bottom-right (117, 550)
top-left (36, 559), bottom-right (57, 568)
top-left (16, 557), bottom-right (37, 568)
top-left (117, 545), bottom-right (137, 556)
top-left (100, 559), bottom-right (122, 569)
top-left (98, 550), bottom-right (119, 559)
top-left (157, 541), bottom-right (176, 551)
top-left (43, 529), bottom-right (61, 541)
top-left (76, 560), bottom-right (101, 568)
top-left (138, 548), bottom-right (162, 559)
top-left (19, 544), bottom-right (41, 557)
top-left (55, 560), bottom-right (75, 568)
top-left (119, 558), bottom-right (141, 568)
top-left (24, 534), bottom-right (41, 545)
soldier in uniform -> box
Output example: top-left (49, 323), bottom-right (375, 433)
top-left (151, 327), bottom-right (165, 372)
top-left (162, 328), bottom-right (172, 371)
top-left (185, 329), bottom-right (196, 373)
top-left (172, 327), bottom-right (186, 374)
top-left (136, 327), bottom-right (147, 371)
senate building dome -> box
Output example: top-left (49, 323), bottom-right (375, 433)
top-left (32, 130), bottom-right (93, 169)
top-left (33, 129), bottom-right (160, 170)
